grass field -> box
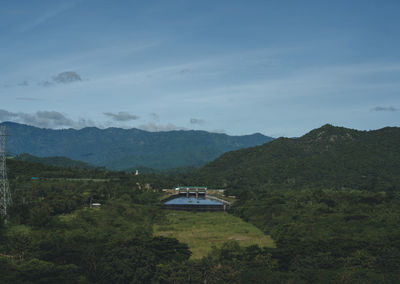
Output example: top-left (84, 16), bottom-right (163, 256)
top-left (154, 211), bottom-right (275, 259)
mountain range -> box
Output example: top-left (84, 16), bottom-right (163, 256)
top-left (195, 124), bottom-right (400, 191)
top-left (1, 122), bottom-right (273, 170)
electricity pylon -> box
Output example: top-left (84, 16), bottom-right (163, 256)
top-left (0, 125), bottom-right (11, 218)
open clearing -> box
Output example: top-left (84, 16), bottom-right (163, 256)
top-left (154, 211), bottom-right (275, 259)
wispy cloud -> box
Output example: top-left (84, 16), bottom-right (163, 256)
top-left (16, 97), bottom-right (43, 101)
top-left (91, 47), bottom-right (287, 87)
top-left (149, 113), bottom-right (160, 121)
top-left (2, 41), bottom-right (399, 136)
top-left (17, 81), bottom-right (29, 86)
top-left (370, 106), bottom-right (398, 112)
top-left (138, 122), bottom-right (186, 132)
top-left (190, 118), bottom-right (206, 125)
top-left (53, 71), bottom-right (82, 84)
top-left (3, 71), bottom-right (83, 89)
top-left (104, 112), bottom-right (140, 121)
top-left (0, 110), bottom-right (18, 119)
top-left (39, 71), bottom-right (83, 87)
top-left (19, 1), bottom-right (81, 32)
top-left (0, 109), bottom-right (95, 129)
top-left (178, 62), bottom-right (400, 106)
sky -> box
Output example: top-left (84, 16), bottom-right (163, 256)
top-left (0, 0), bottom-right (399, 137)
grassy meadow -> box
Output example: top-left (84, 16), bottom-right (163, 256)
top-left (154, 210), bottom-right (275, 259)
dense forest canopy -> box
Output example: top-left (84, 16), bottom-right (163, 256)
top-left (1, 159), bottom-right (192, 283)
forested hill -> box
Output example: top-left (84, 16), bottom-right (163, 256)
top-left (0, 122), bottom-right (273, 170)
top-left (195, 124), bottom-right (400, 191)
top-left (13, 153), bottom-right (98, 170)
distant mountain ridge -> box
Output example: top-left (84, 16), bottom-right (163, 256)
top-left (195, 124), bottom-right (400, 191)
top-left (1, 122), bottom-right (273, 170)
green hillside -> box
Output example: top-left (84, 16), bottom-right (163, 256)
top-left (195, 124), bottom-right (400, 192)
top-left (13, 153), bottom-right (98, 170)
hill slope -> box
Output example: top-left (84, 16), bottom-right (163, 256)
top-left (0, 122), bottom-right (273, 170)
top-left (13, 153), bottom-right (98, 170)
top-left (196, 124), bottom-right (400, 191)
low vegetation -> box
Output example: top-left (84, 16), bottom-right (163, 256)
top-left (154, 211), bottom-right (274, 259)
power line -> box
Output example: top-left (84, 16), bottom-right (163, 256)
top-left (0, 125), bottom-right (12, 218)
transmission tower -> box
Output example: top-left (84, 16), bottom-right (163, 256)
top-left (0, 125), bottom-right (11, 218)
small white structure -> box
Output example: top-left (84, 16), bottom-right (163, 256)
top-left (91, 203), bottom-right (101, 208)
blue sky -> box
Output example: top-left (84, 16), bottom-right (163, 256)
top-left (0, 0), bottom-right (399, 137)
